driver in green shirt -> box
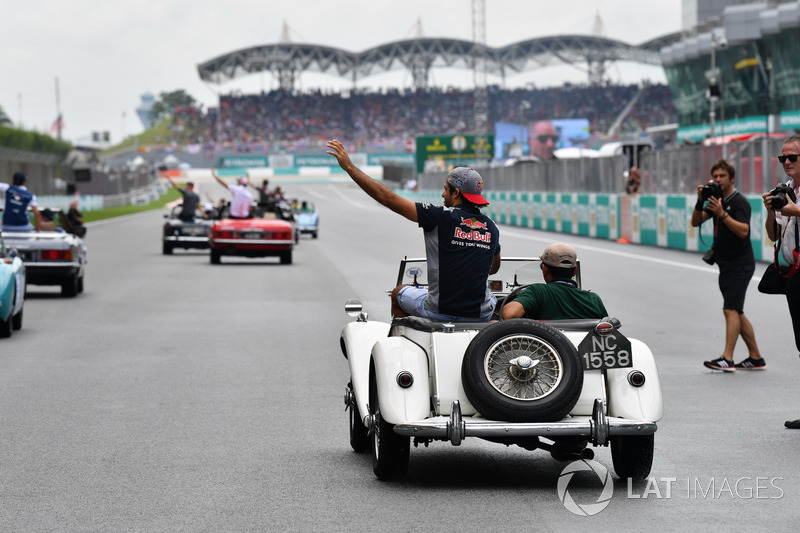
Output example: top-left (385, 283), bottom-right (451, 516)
top-left (501, 243), bottom-right (607, 320)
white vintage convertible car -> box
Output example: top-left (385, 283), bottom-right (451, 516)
top-left (340, 257), bottom-right (663, 481)
top-left (0, 208), bottom-right (87, 297)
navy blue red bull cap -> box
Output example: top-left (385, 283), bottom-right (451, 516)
top-left (446, 167), bottom-right (489, 205)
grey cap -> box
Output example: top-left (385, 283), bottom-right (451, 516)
top-left (540, 243), bottom-right (577, 268)
top-left (446, 167), bottom-right (489, 205)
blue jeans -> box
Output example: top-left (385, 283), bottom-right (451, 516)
top-left (397, 286), bottom-right (495, 322)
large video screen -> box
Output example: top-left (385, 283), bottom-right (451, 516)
top-left (494, 118), bottom-right (590, 160)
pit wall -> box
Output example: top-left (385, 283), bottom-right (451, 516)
top-left (400, 190), bottom-right (773, 262)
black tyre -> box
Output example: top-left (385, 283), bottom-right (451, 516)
top-left (210, 249), bottom-right (221, 264)
top-left (611, 434), bottom-right (654, 481)
top-left (0, 312), bottom-right (11, 338)
top-left (77, 275), bottom-right (84, 294)
top-left (348, 382), bottom-right (369, 453)
top-left (280, 250), bottom-right (292, 265)
top-left (61, 274), bottom-right (79, 297)
top-left (461, 319), bottom-right (583, 422)
top-left (312, 231), bottom-right (318, 239)
top-left (370, 374), bottom-right (409, 480)
top-left (162, 241), bottom-right (173, 255)
top-left (12, 308), bottom-right (23, 331)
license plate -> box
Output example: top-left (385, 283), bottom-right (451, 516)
top-left (577, 330), bottom-right (633, 370)
top-left (241, 232), bottom-right (263, 239)
top-left (185, 227), bottom-right (207, 236)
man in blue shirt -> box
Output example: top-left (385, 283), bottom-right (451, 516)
top-left (326, 139), bottom-right (501, 322)
top-left (1, 172), bottom-right (42, 232)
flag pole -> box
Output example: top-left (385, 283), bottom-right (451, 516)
top-left (55, 76), bottom-right (61, 140)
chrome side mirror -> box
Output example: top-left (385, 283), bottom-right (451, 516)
top-left (345, 299), bottom-right (363, 317)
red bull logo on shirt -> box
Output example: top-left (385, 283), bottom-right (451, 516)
top-left (460, 216), bottom-right (488, 230)
top-left (454, 227), bottom-right (492, 242)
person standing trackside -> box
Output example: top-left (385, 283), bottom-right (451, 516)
top-left (326, 139), bottom-right (501, 322)
top-left (762, 134), bottom-right (800, 428)
top-left (691, 159), bottom-right (764, 372)
top-left (1, 171), bottom-right (43, 231)
top-left (212, 169), bottom-right (253, 219)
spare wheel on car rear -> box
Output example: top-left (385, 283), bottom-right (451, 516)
top-left (461, 319), bottom-right (583, 422)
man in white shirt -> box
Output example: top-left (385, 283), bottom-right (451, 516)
top-left (212, 170), bottom-right (253, 219)
top-left (763, 134), bottom-right (800, 429)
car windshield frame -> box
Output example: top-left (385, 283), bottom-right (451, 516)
top-left (396, 256), bottom-right (582, 298)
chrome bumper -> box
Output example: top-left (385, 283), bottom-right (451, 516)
top-left (165, 236), bottom-right (208, 242)
top-left (392, 399), bottom-right (657, 447)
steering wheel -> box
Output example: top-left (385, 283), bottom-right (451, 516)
top-left (495, 285), bottom-right (528, 321)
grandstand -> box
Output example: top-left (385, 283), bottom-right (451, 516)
top-left (166, 84), bottom-right (677, 155)
top-left (180, 15), bottom-right (682, 157)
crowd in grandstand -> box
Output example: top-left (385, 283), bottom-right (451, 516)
top-left (166, 82), bottom-right (677, 151)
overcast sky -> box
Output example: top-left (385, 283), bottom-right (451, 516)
top-left (1, 0), bottom-right (681, 145)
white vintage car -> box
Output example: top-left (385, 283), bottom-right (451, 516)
top-left (0, 208), bottom-right (87, 297)
top-left (340, 257), bottom-right (663, 481)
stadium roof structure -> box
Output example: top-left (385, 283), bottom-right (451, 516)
top-left (197, 33), bottom-right (683, 91)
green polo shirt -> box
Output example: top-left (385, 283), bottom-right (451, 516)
top-left (514, 279), bottom-right (608, 320)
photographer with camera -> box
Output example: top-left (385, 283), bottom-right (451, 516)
top-left (691, 159), bottom-right (764, 372)
top-left (763, 134), bottom-right (800, 428)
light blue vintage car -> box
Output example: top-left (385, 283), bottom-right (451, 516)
top-left (0, 234), bottom-right (26, 338)
top-left (296, 201), bottom-right (319, 239)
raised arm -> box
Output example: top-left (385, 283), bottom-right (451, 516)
top-left (166, 175), bottom-right (180, 191)
top-left (211, 169), bottom-right (228, 190)
top-left (326, 139), bottom-right (417, 222)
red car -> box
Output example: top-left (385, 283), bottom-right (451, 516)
top-left (209, 213), bottom-right (295, 265)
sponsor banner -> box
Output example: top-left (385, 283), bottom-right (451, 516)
top-left (637, 196), bottom-right (658, 246)
top-left (520, 192), bottom-right (531, 228)
top-left (218, 156), bottom-right (270, 168)
top-left (577, 194), bottom-right (591, 237)
top-left (415, 134), bottom-right (495, 173)
top-left (596, 194), bottom-right (615, 240)
top-left (666, 196), bottom-right (688, 250)
top-left (559, 193), bottom-right (573, 235)
top-left (270, 154), bottom-right (294, 168)
top-left (367, 153), bottom-right (415, 166)
top-left (781, 109), bottom-right (800, 129)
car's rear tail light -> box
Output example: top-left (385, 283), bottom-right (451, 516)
top-left (215, 230), bottom-right (234, 239)
top-left (396, 371), bottom-right (414, 388)
top-left (595, 321), bottom-right (614, 335)
top-left (41, 249), bottom-right (73, 261)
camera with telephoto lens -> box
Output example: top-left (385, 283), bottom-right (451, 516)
top-left (768, 183), bottom-right (797, 210)
top-left (701, 181), bottom-right (723, 200)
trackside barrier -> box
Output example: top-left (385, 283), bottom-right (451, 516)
top-left (399, 190), bottom-right (774, 262)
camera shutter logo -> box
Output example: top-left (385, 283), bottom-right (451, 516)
top-left (557, 459), bottom-right (614, 516)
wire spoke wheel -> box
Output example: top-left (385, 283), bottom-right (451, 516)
top-left (462, 319), bottom-right (582, 422)
top-left (485, 334), bottom-right (563, 401)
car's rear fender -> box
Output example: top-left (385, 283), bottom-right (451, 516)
top-left (428, 330), bottom-right (478, 416)
top-left (341, 321), bottom-right (390, 421)
top-left (372, 337), bottom-right (431, 425)
top-left (606, 339), bottom-right (663, 421)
